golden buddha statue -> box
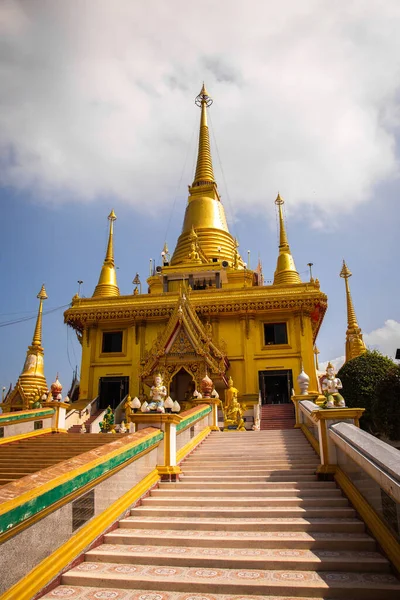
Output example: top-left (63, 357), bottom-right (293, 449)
top-left (224, 376), bottom-right (239, 410)
top-left (224, 396), bottom-right (246, 431)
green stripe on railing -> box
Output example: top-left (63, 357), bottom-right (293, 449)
top-left (0, 430), bottom-right (163, 535)
top-left (177, 405), bottom-right (211, 433)
top-left (0, 409), bottom-right (55, 424)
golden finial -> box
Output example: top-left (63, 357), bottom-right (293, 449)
top-left (93, 210), bottom-right (120, 297)
top-left (273, 193), bottom-right (301, 285)
top-left (31, 284), bottom-right (48, 348)
top-left (340, 260), bottom-right (358, 329)
top-left (192, 84), bottom-right (215, 186)
top-left (340, 260), bottom-right (366, 361)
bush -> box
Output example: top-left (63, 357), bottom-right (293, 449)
top-left (337, 350), bottom-right (395, 435)
top-left (375, 366), bottom-right (400, 441)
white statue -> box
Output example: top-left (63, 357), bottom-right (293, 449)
top-left (146, 373), bottom-right (167, 413)
top-left (321, 362), bottom-right (345, 408)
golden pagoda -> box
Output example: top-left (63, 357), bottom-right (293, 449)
top-left (64, 86), bottom-right (327, 411)
top-left (340, 260), bottom-right (366, 362)
top-left (3, 285), bottom-right (49, 412)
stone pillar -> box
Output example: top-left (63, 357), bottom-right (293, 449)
top-left (43, 401), bottom-right (70, 432)
top-left (310, 407), bottom-right (365, 475)
top-left (127, 413), bottom-right (182, 480)
top-left (292, 393), bottom-right (319, 428)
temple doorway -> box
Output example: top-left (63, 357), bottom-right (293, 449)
top-left (98, 376), bottom-right (129, 410)
top-left (169, 368), bottom-right (194, 403)
top-left (258, 370), bottom-right (293, 405)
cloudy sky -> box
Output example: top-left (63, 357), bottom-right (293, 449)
top-left (1, 0), bottom-right (400, 393)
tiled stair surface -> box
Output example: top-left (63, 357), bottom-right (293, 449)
top-left (42, 430), bottom-right (400, 600)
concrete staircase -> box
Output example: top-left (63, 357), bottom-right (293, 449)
top-left (260, 403), bottom-right (296, 429)
top-left (42, 430), bottom-right (400, 599)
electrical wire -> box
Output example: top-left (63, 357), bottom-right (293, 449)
top-left (208, 111), bottom-right (238, 241)
top-left (0, 304), bottom-right (70, 328)
top-left (163, 114), bottom-right (198, 245)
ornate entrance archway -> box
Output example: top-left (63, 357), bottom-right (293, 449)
top-left (139, 291), bottom-right (229, 396)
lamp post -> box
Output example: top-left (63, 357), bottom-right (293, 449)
top-left (307, 263), bottom-right (314, 282)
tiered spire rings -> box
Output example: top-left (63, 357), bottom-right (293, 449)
top-left (273, 193), bottom-right (301, 285)
top-left (192, 85), bottom-right (215, 187)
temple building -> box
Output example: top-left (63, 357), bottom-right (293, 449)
top-left (63, 85), bottom-right (327, 414)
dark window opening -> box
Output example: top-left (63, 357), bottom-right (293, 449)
top-left (0, 427), bottom-right (4, 438)
top-left (102, 331), bottom-right (123, 353)
top-left (34, 420), bottom-right (43, 430)
top-left (264, 323), bottom-right (288, 345)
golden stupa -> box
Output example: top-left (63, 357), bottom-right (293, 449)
top-left (64, 86), bottom-right (328, 410)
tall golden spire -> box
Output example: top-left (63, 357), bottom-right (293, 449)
top-left (171, 86), bottom-right (240, 267)
top-left (192, 84), bottom-right (215, 186)
top-left (18, 285), bottom-right (48, 397)
top-left (93, 210), bottom-right (120, 297)
top-left (273, 193), bottom-right (301, 285)
top-left (340, 260), bottom-right (366, 362)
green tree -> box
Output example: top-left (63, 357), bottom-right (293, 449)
top-left (375, 366), bottom-right (400, 441)
top-left (337, 350), bottom-right (395, 435)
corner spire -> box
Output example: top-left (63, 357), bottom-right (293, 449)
top-left (192, 84), bottom-right (215, 187)
top-left (340, 260), bottom-right (366, 362)
top-left (18, 285), bottom-right (48, 398)
top-left (93, 210), bottom-right (120, 297)
top-left (273, 193), bottom-right (301, 285)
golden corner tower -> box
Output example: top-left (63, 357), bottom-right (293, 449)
top-left (64, 85), bottom-right (327, 413)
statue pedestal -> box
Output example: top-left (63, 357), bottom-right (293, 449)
top-left (310, 406), bottom-right (365, 475)
top-left (43, 401), bottom-right (70, 432)
top-left (291, 393), bottom-right (320, 428)
top-left (127, 413), bottom-right (182, 480)
top-left (191, 398), bottom-right (220, 431)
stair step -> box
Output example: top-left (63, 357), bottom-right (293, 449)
top-left (142, 497), bottom-right (349, 507)
top-left (160, 481), bottom-right (337, 489)
top-left (106, 528), bottom-right (376, 551)
top-left (151, 488), bottom-right (343, 498)
top-left (131, 507), bottom-right (356, 518)
top-left (61, 561), bottom-right (400, 599)
top-left (42, 586), bottom-right (325, 600)
top-left (181, 475), bottom-right (319, 481)
top-left (87, 545), bottom-right (389, 572)
top-left (120, 516), bottom-right (366, 533)
top-left (181, 468), bottom-right (319, 473)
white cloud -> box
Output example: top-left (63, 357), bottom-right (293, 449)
top-left (1, 1), bottom-right (400, 218)
top-left (364, 319), bottom-right (400, 358)
top-left (319, 356), bottom-right (345, 374)
top-left (320, 319), bottom-right (400, 371)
